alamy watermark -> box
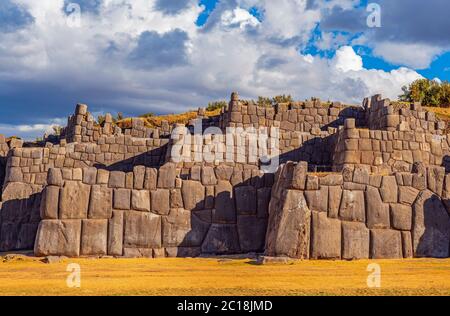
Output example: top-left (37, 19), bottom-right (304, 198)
top-left (367, 3), bottom-right (382, 28)
top-left (66, 263), bottom-right (81, 288)
top-left (171, 119), bottom-right (280, 173)
top-left (367, 263), bottom-right (381, 288)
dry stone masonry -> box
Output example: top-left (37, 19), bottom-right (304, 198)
top-left (0, 92), bottom-right (449, 259)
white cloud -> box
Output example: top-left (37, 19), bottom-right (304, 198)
top-left (372, 42), bottom-right (445, 69)
top-left (221, 7), bottom-right (260, 29)
top-left (333, 46), bottom-right (363, 72)
top-left (0, 118), bottom-right (66, 140)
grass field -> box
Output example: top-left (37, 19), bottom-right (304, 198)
top-left (1, 256), bottom-right (450, 296)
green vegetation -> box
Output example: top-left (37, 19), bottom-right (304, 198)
top-left (399, 79), bottom-right (450, 107)
top-left (206, 101), bottom-right (227, 112)
top-left (257, 95), bottom-right (293, 107)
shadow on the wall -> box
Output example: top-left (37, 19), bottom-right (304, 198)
top-left (93, 145), bottom-right (168, 172)
top-left (0, 156), bottom-right (6, 194)
top-left (415, 194), bottom-right (450, 258)
top-left (0, 192), bottom-right (41, 252)
top-left (320, 106), bottom-right (365, 131)
top-left (276, 134), bottom-right (336, 172)
top-left (174, 174), bottom-right (272, 258)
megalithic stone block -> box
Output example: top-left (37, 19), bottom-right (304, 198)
top-left (40, 185), bottom-right (60, 220)
top-left (413, 190), bottom-right (450, 258)
top-left (311, 211), bottom-right (341, 260)
top-left (108, 210), bottom-right (124, 256)
top-left (81, 219), bottom-right (107, 256)
top-left (265, 190), bottom-right (311, 259)
top-left (59, 181), bottom-right (91, 219)
top-left (34, 220), bottom-right (81, 257)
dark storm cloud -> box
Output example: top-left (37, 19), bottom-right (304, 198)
top-left (0, 0), bottom-right (34, 33)
top-left (154, 0), bottom-right (191, 15)
top-left (320, 6), bottom-right (366, 33)
top-left (320, 0), bottom-right (450, 46)
top-left (128, 29), bottom-right (189, 70)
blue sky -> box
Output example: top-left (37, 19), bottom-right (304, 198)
top-left (0, 0), bottom-right (449, 139)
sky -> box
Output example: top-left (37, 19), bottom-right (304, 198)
top-left (0, 0), bottom-right (449, 140)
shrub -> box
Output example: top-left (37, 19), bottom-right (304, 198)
top-left (206, 101), bottom-right (227, 112)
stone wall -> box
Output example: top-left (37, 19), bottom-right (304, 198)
top-left (265, 161), bottom-right (450, 259)
top-left (0, 105), bottom-right (169, 251)
top-left (62, 104), bottom-right (170, 144)
top-left (1, 92), bottom-right (449, 259)
top-left (34, 163), bottom-right (272, 257)
top-left (215, 93), bottom-right (366, 169)
top-left (333, 119), bottom-right (449, 173)
top-left (365, 95), bottom-right (446, 134)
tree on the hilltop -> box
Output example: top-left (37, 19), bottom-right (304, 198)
top-left (400, 79), bottom-right (450, 107)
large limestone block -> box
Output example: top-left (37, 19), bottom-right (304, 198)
top-left (427, 167), bottom-right (445, 196)
top-left (47, 168), bottom-right (63, 186)
top-left (83, 167), bottom-right (97, 185)
top-left (265, 190), bottom-right (311, 259)
top-left (108, 171), bottom-right (126, 188)
top-left (1, 182), bottom-right (33, 201)
top-left (328, 186), bottom-right (342, 218)
top-left (182, 180), bottom-right (205, 211)
top-left (157, 163), bottom-right (176, 188)
top-left (370, 229), bottom-right (402, 259)
top-left (124, 211), bottom-right (161, 249)
top-left (201, 166), bottom-right (217, 186)
top-left (305, 186), bottom-right (328, 213)
top-left (201, 224), bottom-right (241, 254)
top-left (150, 189), bottom-right (170, 215)
top-left (257, 187), bottom-right (272, 218)
top-left (40, 185), bottom-right (60, 219)
top-left (311, 212), bottom-right (341, 259)
top-left (366, 186), bottom-right (390, 229)
top-left (342, 221), bottom-right (369, 260)
top-left (113, 188), bottom-right (131, 210)
top-left (88, 185), bottom-right (112, 219)
top-left (81, 219), bottom-right (108, 256)
top-left (339, 190), bottom-right (365, 222)
top-left (162, 209), bottom-right (210, 247)
top-left (133, 166), bottom-right (146, 189)
top-left (0, 223), bottom-right (19, 251)
top-left (442, 174), bottom-right (450, 213)
top-left (34, 220), bottom-right (81, 257)
top-left (131, 190), bottom-right (150, 212)
top-left (402, 231), bottom-right (413, 258)
top-left (380, 176), bottom-right (398, 203)
top-left (108, 210), bottom-right (124, 256)
top-left (214, 164), bottom-right (233, 181)
top-left (235, 186), bottom-right (257, 215)
top-left (16, 223), bottom-right (39, 250)
top-left (144, 168), bottom-right (158, 190)
top-left (213, 181), bottom-right (236, 223)
top-left (291, 162), bottom-right (307, 190)
top-left (398, 186), bottom-right (419, 205)
top-left (412, 190), bottom-right (450, 258)
top-left (59, 181), bottom-right (91, 219)
top-left (390, 204), bottom-right (412, 231)
top-left (237, 216), bottom-right (267, 253)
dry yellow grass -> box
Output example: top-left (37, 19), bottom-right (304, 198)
top-left (425, 106), bottom-right (450, 121)
top-left (116, 108), bottom-right (222, 129)
top-left (1, 257), bottom-right (450, 296)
